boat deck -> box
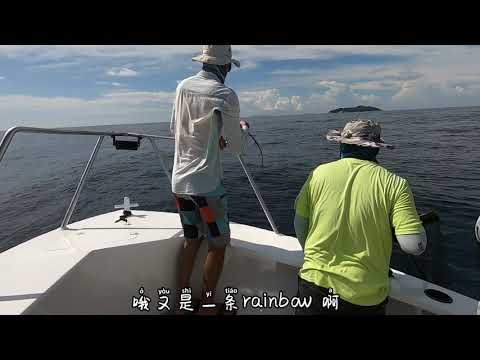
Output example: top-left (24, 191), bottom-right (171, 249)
top-left (0, 211), bottom-right (478, 315)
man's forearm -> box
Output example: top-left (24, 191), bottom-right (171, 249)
top-left (169, 104), bottom-right (176, 135)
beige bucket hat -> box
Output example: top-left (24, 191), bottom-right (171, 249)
top-left (192, 45), bottom-right (241, 68)
top-left (326, 119), bottom-right (394, 149)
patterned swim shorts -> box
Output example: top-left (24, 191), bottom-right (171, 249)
top-left (174, 189), bottom-right (230, 248)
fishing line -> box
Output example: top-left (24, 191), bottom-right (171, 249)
top-left (248, 132), bottom-right (264, 168)
top-left (407, 254), bottom-right (428, 280)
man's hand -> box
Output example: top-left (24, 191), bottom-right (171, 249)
top-left (219, 136), bottom-right (227, 150)
top-left (220, 120), bottom-right (249, 150)
top-left (240, 120), bottom-right (250, 131)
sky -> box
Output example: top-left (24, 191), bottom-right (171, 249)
top-left (0, 45), bottom-right (479, 129)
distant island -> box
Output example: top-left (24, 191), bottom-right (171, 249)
top-left (329, 105), bottom-right (382, 113)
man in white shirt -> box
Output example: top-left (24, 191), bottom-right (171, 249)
top-left (170, 45), bottom-right (247, 314)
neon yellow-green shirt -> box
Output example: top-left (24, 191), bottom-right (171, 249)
top-left (295, 158), bottom-right (424, 306)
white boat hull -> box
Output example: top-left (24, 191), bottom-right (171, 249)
top-left (0, 210), bottom-right (478, 315)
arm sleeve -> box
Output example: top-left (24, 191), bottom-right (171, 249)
top-left (294, 214), bottom-right (310, 248)
top-left (397, 231), bottom-right (427, 256)
top-left (169, 103), bottom-right (176, 135)
top-left (391, 179), bottom-right (425, 237)
top-left (221, 92), bottom-right (244, 154)
top-left (294, 172), bottom-right (313, 219)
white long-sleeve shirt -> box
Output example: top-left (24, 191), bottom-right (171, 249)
top-left (170, 70), bottom-right (244, 195)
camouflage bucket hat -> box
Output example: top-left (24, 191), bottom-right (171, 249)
top-left (192, 45), bottom-right (241, 68)
top-left (326, 119), bottom-right (394, 149)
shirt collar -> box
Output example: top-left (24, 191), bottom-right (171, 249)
top-left (197, 70), bottom-right (222, 84)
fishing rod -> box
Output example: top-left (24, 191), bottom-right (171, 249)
top-left (241, 120), bottom-right (264, 168)
top-left (476, 216), bottom-right (480, 245)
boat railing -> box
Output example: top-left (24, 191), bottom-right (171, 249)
top-left (0, 126), bottom-right (280, 233)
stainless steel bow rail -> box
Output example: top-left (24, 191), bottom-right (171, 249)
top-left (0, 126), bottom-right (280, 234)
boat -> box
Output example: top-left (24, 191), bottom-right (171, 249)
top-left (0, 126), bottom-right (478, 315)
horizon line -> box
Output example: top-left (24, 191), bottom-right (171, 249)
top-left (1, 104), bottom-right (479, 132)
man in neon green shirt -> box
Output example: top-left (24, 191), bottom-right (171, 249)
top-left (294, 119), bottom-right (427, 315)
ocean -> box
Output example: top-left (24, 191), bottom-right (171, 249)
top-left (1, 106), bottom-right (479, 300)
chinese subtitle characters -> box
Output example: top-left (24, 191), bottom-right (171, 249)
top-left (179, 287), bottom-right (195, 312)
top-left (224, 287), bottom-right (239, 312)
top-left (157, 287), bottom-right (171, 312)
top-left (201, 290), bottom-right (216, 309)
top-left (132, 287), bottom-right (151, 312)
top-left (131, 285), bottom-right (314, 313)
top-left (322, 288), bottom-right (339, 311)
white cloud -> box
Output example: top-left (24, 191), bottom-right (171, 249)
top-left (0, 45), bottom-right (477, 83)
top-left (0, 45), bottom-right (388, 62)
top-left (316, 80), bottom-right (349, 97)
top-left (291, 96), bottom-right (303, 112)
top-left (352, 93), bottom-right (382, 105)
top-left (0, 76), bottom-right (4, 80)
top-left (302, 93), bottom-right (338, 114)
top-left (27, 60), bottom-right (86, 71)
top-left (300, 80), bottom-right (383, 113)
top-left (1, 45), bottom-right (480, 120)
top-left (391, 80), bottom-right (423, 104)
top-left (270, 69), bottom-right (316, 76)
top-left (0, 46), bottom-right (200, 66)
top-left (350, 80), bottom-right (404, 91)
top-left (271, 65), bottom-right (424, 85)
top-left (387, 78), bottom-right (480, 109)
top-left (235, 80), bottom-right (382, 115)
top-left (235, 45), bottom-right (442, 63)
top-left (238, 88), bottom-right (304, 115)
top-left (0, 91), bottom-right (175, 110)
top-left (236, 60), bottom-right (257, 71)
top-left (101, 90), bottom-right (174, 105)
top-left (0, 45), bottom-right (462, 71)
top-left (107, 67), bottom-right (138, 77)
top-left (0, 90), bottom-right (175, 129)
